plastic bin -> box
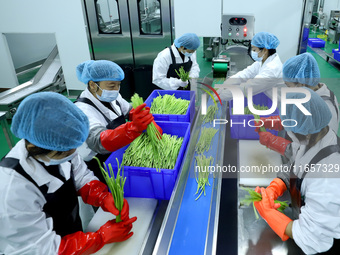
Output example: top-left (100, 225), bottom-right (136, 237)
top-left (334, 52), bottom-right (340, 62)
top-left (332, 48), bottom-right (340, 54)
top-left (229, 93), bottom-right (279, 140)
top-left (308, 38), bottom-right (325, 48)
top-left (145, 90), bottom-right (195, 123)
top-left (105, 121), bottom-right (190, 200)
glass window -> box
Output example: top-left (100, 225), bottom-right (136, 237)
top-left (95, 0), bottom-right (121, 34)
top-left (138, 0), bottom-right (162, 35)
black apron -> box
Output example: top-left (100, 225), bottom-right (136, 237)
top-left (289, 136), bottom-right (340, 254)
top-left (166, 47), bottom-right (192, 91)
top-left (0, 157), bottom-right (82, 237)
top-left (75, 97), bottom-right (126, 183)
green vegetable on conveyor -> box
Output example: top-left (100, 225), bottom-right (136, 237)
top-left (122, 133), bottom-right (183, 169)
top-left (203, 105), bottom-right (218, 124)
top-left (94, 157), bottom-right (126, 223)
top-left (232, 104), bottom-right (269, 115)
top-left (195, 155), bottom-right (214, 200)
top-left (240, 187), bottom-right (289, 219)
top-left (175, 66), bottom-right (191, 82)
top-left (195, 127), bottom-right (218, 154)
top-left (150, 93), bottom-right (190, 115)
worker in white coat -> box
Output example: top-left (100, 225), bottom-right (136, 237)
top-left (0, 92), bottom-right (136, 255)
top-left (75, 60), bottom-right (162, 183)
top-left (217, 31), bottom-right (284, 101)
top-left (254, 89), bottom-right (340, 254)
top-left (152, 33), bottom-right (200, 90)
top-left (282, 52), bottom-right (339, 133)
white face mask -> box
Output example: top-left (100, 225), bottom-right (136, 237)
top-left (251, 51), bottom-right (263, 62)
top-left (37, 151), bottom-right (77, 166)
top-left (183, 51), bottom-right (193, 57)
top-left (96, 83), bottom-right (120, 102)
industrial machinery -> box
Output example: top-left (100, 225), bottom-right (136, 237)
top-left (209, 14), bottom-right (255, 78)
top-left (327, 10), bottom-right (340, 44)
top-left (0, 46), bottom-right (65, 119)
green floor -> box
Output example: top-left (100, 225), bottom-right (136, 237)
top-left (1, 36), bottom-right (340, 158)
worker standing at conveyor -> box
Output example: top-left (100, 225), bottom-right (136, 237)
top-left (282, 52), bottom-right (339, 133)
top-left (0, 92), bottom-right (136, 255)
top-left (75, 60), bottom-right (162, 183)
top-left (152, 33), bottom-right (200, 90)
top-left (254, 89), bottom-right (340, 254)
top-left (216, 31), bottom-right (284, 101)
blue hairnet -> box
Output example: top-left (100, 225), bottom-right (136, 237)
top-left (280, 88), bottom-right (331, 135)
top-left (282, 53), bottom-right (320, 87)
top-left (11, 92), bottom-right (89, 151)
top-left (174, 33), bottom-right (200, 50)
top-left (251, 32), bottom-right (280, 49)
top-left (76, 60), bottom-right (125, 84)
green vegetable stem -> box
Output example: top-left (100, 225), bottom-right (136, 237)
top-left (150, 93), bottom-right (190, 115)
top-left (195, 155), bottom-right (214, 200)
top-left (94, 157), bottom-right (126, 223)
top-left (240, 187), bottom-right (288, 219)
top-left (175, 66), bottom-right (191, 82)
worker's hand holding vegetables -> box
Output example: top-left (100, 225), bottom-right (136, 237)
top-left (100, 103), bottom-right (155, 152)
top-left (78, 180), bottom-right (130, 219)
top-left (175, 79), bottom-right (189, 88)
top-left (254, 116), bottom-right (284, 132)
top-left (255, 131), bottom-right (291, 156)
top-left (256, 178), bottom-right (287, 202)
top-left (254, 188), bottom-right (292, 241)
top-left (58, 216), bottom-right (137, 255)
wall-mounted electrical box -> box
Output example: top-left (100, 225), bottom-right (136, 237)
top-left (221, 14), bottom-right (255, 40)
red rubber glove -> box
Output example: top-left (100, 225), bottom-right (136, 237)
top-left (58, 217), bottom-right (137, 255)
top-left (266, 178), bottom-right (287, 200)
top-left (100, 104), bottom-right (154, 152)
top-left (254, 188), bottom-right (292, 241)
top-left (257, 132), bottom-right (291, 156)
top-left (255, 116), bottom-right (283, 132)
top-left (78, 180), bottom-right (129, 221)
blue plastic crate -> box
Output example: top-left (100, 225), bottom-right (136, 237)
top-left (308, 38), bottom-right (325, 48)
top-left (332, 48), bottom-right (340, 54)
top-left (105, 121), bottom-right (190, 200)
top-left (334, 52), bottom-right (340, 62)
top-left (145, 90), bottom-right (195, 123)
top-left (229, 93), bottom-right (279, 140)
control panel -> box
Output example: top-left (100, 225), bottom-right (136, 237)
top-left (221, 14), bottom-right (255, 40)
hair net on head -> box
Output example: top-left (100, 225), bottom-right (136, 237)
top-left (11, 92), bottom-right (90, 151)
top-left (174, 33), bottom-right (200, 50)
top-left (280, 88), bottom-right (331, 135)
top-left (76, 60), bottom-right (125, 84)
top-left (282, 53), bottom-right (320, 87)
top-left (251, 32), bottom-right (280, 49)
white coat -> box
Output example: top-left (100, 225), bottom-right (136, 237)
top-left (75, 88), bottom-right (132, 161)
top-left (0, 139), bottom-right (97, 255)
top-left (316, 83), bottom-right (340, 134)
top-left (217, 53), bottom-right (285, 101)
top-left (152, 44), bottom-right (200, 90)
top-left (286, 130), bottom-right (340, 254)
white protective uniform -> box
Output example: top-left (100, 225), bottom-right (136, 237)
top-left (152, 44), bottom-right (200, 90)
top-left (281, 130), bottom-right (340, 254)
top-left (217, 53), bottom-right (285, 101)
top-left (316, 83), bottom-right (340, 134)
top-left (0, 139), bottom-right (97, 255)
top-left (75, 88), bottom-right (132, 161)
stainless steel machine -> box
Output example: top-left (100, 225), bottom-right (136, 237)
top-left (0, 46), bottom-right (65, 119)
top-left (207, 14), bottom-right (255, 78)
top-left (82, 0), bottom-right (174, 100)
top-left (327, 10), bottom-right (340, 44)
